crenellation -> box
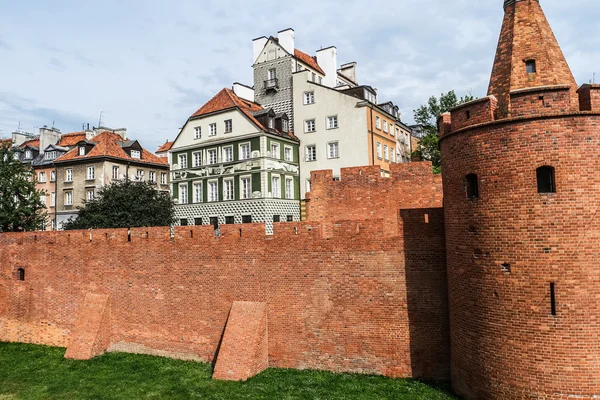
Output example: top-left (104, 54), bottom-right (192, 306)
top-left (577, 84), bottom-right (600, 111)
top-left (449, 96), bottom-right (498, 132)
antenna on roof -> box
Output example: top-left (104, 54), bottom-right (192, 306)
top-left (98, 111), bottom-right (104, 128)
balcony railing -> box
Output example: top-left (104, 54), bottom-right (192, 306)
top-left (264, 78), bottom-right (279, 90)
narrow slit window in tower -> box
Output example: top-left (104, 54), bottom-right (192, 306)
top-left (17, 268), bottom-right (25, 281)
top-left (550, 282), bottom-right (557, 316)
top-left (536, 166), bottom-right (556, 193)
top-left (466, 174), bottom-right (479, 199)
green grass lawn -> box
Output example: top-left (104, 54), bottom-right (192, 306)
top-left (0, 342), bottom-right (456, 400)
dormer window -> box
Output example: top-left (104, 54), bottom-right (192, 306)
top-left (282, 119), bottom-right (289, 133)
top-left (268, 118), bottom-right (274, 129)
top-left (45, 151), bottom-right (57, 160)
top-left (131, 150), bottom-right (141, 159)
top-left (13, 153), bottom-right (19, 160)
top-left (25, 150), bottom-right (32, 159)
top-left (526, 60), bottom-right (537, 74)
top-left (79, 146), bottom-right (86, 156)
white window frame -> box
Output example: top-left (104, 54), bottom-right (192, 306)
top-left (78, 147), bottom-right (85, 156)
top-left (208, 148), bottom-right (218, 165)
top-left (328, 142), bottom-right (339, 159)
top-left (87, 190), bottom-right (95, 201)
top-left (193, 182), bottom-right (203, 203)
top-left (87, 166), bottom-right (95, 180)
top-left (383, 120), bottom-right (388, 133)
top-left (384, 145), bottom-right (389, 161)
top-left (391, 150), bottom-right (395, 163)
top-left (194, 126), bottom-right (202, 139)
top-left (149, 171), bottom-right (156, 183)
top-left (137, 169), bottom-right (144, 181)
top-left (240, 176), bottom-right (251, 200)
top-left (376, 116), bottom-right (381, 130)
top-left (161, 173), bottom-right (167, 185)
top-left (239, 143), bottom-right (251, 161)
top-left (112, 166), bottom-right (119, 180)
top-left (193, 151), bottom-right (202, 167)
top-left (65, 191), bottom-right (73, 206)
top-left (40, 195), bottom-right (46, 206)
top-left (305, 119), bottom-right (316, 133)
top-left (224, 119), bottom-right (233, 133)
top-left (271, 142), bottom-right (280, 159)
top-left (223, 146), bottom-right (233, 163)
top-left (303, 91), bottom-right (315, 105)
top-left (284, 146), bottom-right (293, 162)
top-left (223, 178), bottom-right (234, 201)
top-left (208, 180), bottom-right (218, 202)
top-left (272, 175), bottom-right (281, 198)
top-left (51, 192), bottom-right (56, 207)
top-left (131, 150), bottom-right (141, 159)
top-left (268, 68), bottom-right (276, 80)
top-left (209, 123), bottom-right (217, 136)
top-left (306, 145), bottom-right (317, 162)
top-left (50, 171), bottom-right (56, 182)
top-left (306, 179), bottom-right (311, 193)
top-left (179, 183), bottom-right (188, 204)
top-left (179, 154), bottom-right (188, 169)
top-left (38, 172), bottom-right (46, 183)
top-left (327, 115), bottom-right (338, 130)
top-left (377, 142), bottom-right (382, 159)
top-left (66, 169), bottom-right (72, 182)
top-left (285, 177), bottom-right (294, 199)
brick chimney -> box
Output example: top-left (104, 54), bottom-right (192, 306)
top-left (488, 0), bottom-right (578, 118)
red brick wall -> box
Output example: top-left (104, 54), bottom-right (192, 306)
top-left (509, 87), bottom-right (572, 118)
top-left (0, 167), bottom-right (449, 381)
top-left (578, 84), bottom-right (600, 111)
top-left (440, 113), bottom-right (600, 399)
top-left (450, 97), bottom-right (498, 132)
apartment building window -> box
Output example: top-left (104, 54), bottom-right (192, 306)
top-left (149, 171), bottom-right (156, 183)
top-left (377, 142), bottom-right (382, 159)
top-left (179, 184), bottom-right (188, 204)
top-left (50, 171), bottom-right (56, 182)
top-left (318, 76), bottom-right (322, 85)
top-left (268, 68), bottom-right (276, 80)
top-left (78, 147), bottom-right (85, 156)
top-left (131, 150), bottom-right (141, 159)
top-left (87, 166), bottom-right (95, 180)
top-left (384, 145), bottom-right (389, 161)
top-left (224, 179), bottom-right (234, 201)
top-left (242, 215), bottom-right (252, 224)
top-left (40, 195), bottom-right (46, 206)
top-left (194, 127), bottom-right (202, 139)
top-left (193, 152), bottom-right (202, 167)
top-left (285, 177), bottom-right (294, 199)
top-left (311, 72), bottom-right (316, 82)
top-left (112, 166), bottom-right (119, 180)
top-left (87, 190), bottom-right (95, 201)
top-left (179, 154), bottom-right (188, 168)
top-left (161, 173), bottom-right (167, 185)
top-left (223, 146), bottom-right (233, 162)
top-left (327, 116), bottom-right (338, 129)
top-left (38, 172), bottom-right (46, 183)
top-left (282, 119), bottom-right (289, 132)
top-left (272, 175), bottom-right (281, 198)
top-left (391, 150), bottom-right (395, 163)
top-left (268, 117), bottom-right (275, 129)
top-left (51, 192), bottom-right (55, 207)
top-left (241, 176), bottom-right (251, 200)
top-left (193, 182), bottom-right (202, 203)
top-left (204, 149), bottom-right (216, 165)
top-left (51, 220), bottom-right (56, 231)
top-left (271, 143), bottom-right (280, 159)
top-left (383, 121), bottom-right (388, 133)
top-left (209, 123), bottom-right (217, 136)
top-left (305, 119), bottom-right (316, 133)
top-left (66, 169), bottom-right (72, 182)
top-left (328, 142), bottom-right (339, 159)
top-left (304, 91), bottom-right (315, 105)
top-left (65, 191), bottom-right (73, 206)
top-left (208, 181), bottom-right (218, 202)
top-left (136, 169), bottom-right (144, 181)
top-left (239, 143), bottom-right (251, 160)
top-left (194, 217), bottom-right (202, 226)
top-left (45, 151), bottom-right (56, 160)
top-left (284, 146), bottom-right (293, 162)
top-left (376, 116), bottom-right (381, 130)
top-left (224, 120), bottom-right (233, 133)
top-left (306, 145), bottom-right (317, 162)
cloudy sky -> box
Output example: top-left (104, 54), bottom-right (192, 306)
top-left (0, 0), bottom-right (598, 151)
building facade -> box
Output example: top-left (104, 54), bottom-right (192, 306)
top-left (170, 86), bottom-right (301, 233)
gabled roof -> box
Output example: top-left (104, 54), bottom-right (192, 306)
top-left (55, 131), bottom-right (168, 166)
top-left (58, 131), bottom-right (87, 147)
top-left (156, 141), bottom-right (173, 153)
top-left (294, 49), bottom-right (325, 75)
top-left (20, 139), bottom-right (40, 149)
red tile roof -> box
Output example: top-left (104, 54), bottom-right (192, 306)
top-left (294, 49), bottom-right (325, 75)
top-left (20, 139), bottom-right (40, 149)
top-left (55, 131), bottom-right (168, 166)
top-left (58, 132), bottom-right (87, 147)
top-left (156, 141), bottom-right (174, 153)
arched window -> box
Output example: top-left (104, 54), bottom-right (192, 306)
top-left (466, 174), bottom-right (479, 199)
top-left (17, 268), bottom-right (25, 281)
top-left (536, 166), bottom-right (556, 193)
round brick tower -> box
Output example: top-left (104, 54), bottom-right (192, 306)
top-left (439, 1), bottom-right (600, 398)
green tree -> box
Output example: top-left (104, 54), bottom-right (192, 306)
top-left (63, 180), bottom-right (175, 230)
top-left (0, 142), bottom-right (47, 232)
top-left (413, 90), bottom-right (475, 173)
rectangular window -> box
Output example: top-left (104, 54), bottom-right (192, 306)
top-left (384, 145), bottom-right (389, 161)
top-left (306, 145), bottom-right (316, 162)
top-left (161, 173), bottom-right (167, 185)
top-left (66, 169), bottom-right (72, 182)
top-left (271, 143), bottom-right (280, 159)
top-left (285, 178), bottom-right (294, 199)
top-left (282, 119), bottom-right (289, 132)
top-left (149, 171), bottom-right (156, 183)
top-left (209, 123), bottom-right (217, 136)
top-left (40, 195), bottom-right (46, 206)
top-left (377, 142), bottom-right (382, 159)
top-left (272, 176), bottom-right (280, 198)
top-left (224, 179), bottom-right (234, 201)
top-left (305, 119), bottom-right (316, 133)
top-left (131, 150), bottom-right (141, 159)
top-left (273, 215), bottom-right (280, 223)
top-left (193, 152), bottom-right (202, 167)
top-left (268, 68), bottom-right (276, 80)
top-left (311, 72), bottom-right (316, 82)
top-left (225, 216), bottom-right (235, 225)
top-left (287, 215), bottom-right (293, 222)
top-left (241, 177), bottom-right (251, 200)
top-left (284, 147), bottom-right (292, 162)
top-left (51, 219), bottom-right (56, 231)
top-left (208, 181), bottom-right (218, 202)
top-left (239, 143), bottom-right (251, 160)
top-left (306, 179), bottom-right (311, 193)
top-left (179, 184), bottom-right (188, 204)
top-left (65, 191), bottom-right (73, 206)
top-left (208, 149), bottom-right (217, 165)
top-left (223, 146), bottom-right (233, 162)
top-left (193, 182), bottom-right (202, 203)
top-left (376, 116), bottom-right (381, 130)
top-left (383, 121), bottom-right (388, 133)
top-left (79, 147), bottom-right (85, 156)
top-left (224, 119), bottom-right (232, 133)
top-left (194, 126), bottom-right (201, 139)
top-left (51, 192), bottom-right (55, 207)
top-left (304, 91), bottom-right (315, 105)
top-left (328, 142), bottom-right (339, 159)
top-left (180, 219), bottom-right (188, 226)
top-left (179, 154), bottom-right (188, 168)
top-left (87, 166), bottom-right (95, 180)
top-left (242, 215), bottom-right (252, 224)
top-left (112, 166), bottom-right (119, 180)
top-left (194, 217), bottom-right (202, 226)
top-left (87, 190), bottom-right (95, 201)
top-left (50, 171), bottom-right (56, 182)
top-left (137, 169), bottom-right (144, 181)
top-left (391, 150), bottom-right (395, 163)
top-left (327, 116), bottom-right (338, 129)
top-left (38, 172), bottom-right (46, 183)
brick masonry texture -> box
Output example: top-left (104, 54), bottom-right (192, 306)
top-left (64, 293), bottom-right (110, 360)
top-left (0, 162), bottom-right (449, 381)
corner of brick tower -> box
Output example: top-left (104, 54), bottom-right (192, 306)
top-left (488, 0), bottom-right (578, 118)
